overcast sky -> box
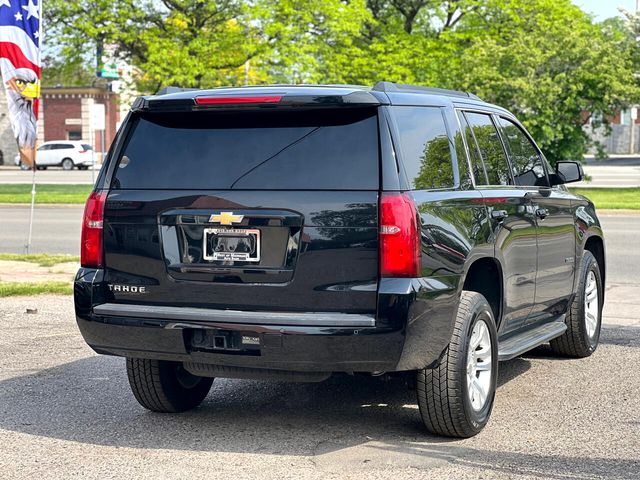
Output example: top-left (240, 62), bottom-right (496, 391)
top-left (572, 0), bottom-right (637, 20)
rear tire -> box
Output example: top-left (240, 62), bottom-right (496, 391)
top-left (126, 358), bottom-right (213, 413)
top-left (416, 291), bottom-right (498, 438)
top-left (550, 250), bottom-right (602, 358)
top-left (61, 158), bottom-right (74, 170)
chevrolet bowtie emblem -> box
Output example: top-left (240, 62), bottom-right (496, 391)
top-left (209, 211), bottom-right (244, 225)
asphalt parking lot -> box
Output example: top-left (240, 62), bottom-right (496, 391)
top-left (1, 291), bottom-right (639, 479)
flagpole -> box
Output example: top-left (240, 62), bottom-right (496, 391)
top-left (25, 1), bottom-right (44, 254)
top-left (25, 165), bottom-right (36, 253)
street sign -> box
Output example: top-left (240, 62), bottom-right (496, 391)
top-left (631, 107), bottom-right (638, 121)
top-left (92, 103), bottom-right (106, 131)
top-left (99, 63), bottom-right (119, 79)
top-left (97, 44), bottom-right (120, 79)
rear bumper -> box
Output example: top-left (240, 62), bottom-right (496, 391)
top-left (76, 313), bottom-right (403, 372)
top-left (75, 268), bottom-right (459, 374)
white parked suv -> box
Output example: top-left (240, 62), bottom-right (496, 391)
top-left (16, 141), bottom-right (95, 171)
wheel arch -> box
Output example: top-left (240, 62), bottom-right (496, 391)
top-left (460, 255), bottom-right (504, 329)
top-left (583, 234), bottom-right (605, 293)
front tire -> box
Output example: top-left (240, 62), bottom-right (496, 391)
top-left (550, 250), bottom-right (602, 357)
top-left (126, 358), bottom-right (213, 413)
top-left (416, 291), bottom-right (498, 438)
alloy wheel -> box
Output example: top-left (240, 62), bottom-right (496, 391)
top-left (466, 319), bottom-right (492, 411)
top-left (584, 270), bottom-right (599, 340)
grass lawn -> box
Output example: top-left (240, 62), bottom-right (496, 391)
top-left (570, 188), bottom-right (640, 210)
top-left (0, 253), bottom-right (79, 267)
top-left (0, 183), bottom-right (636, 210)
top-left (0, 281), bottom-right (73, 297)
top-left (0, 184), bottom-right (92, 204)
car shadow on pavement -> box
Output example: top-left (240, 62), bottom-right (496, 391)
top-left (599, 325), bottom-right (640, 348)
top-left (366, 442), bottom-right (639, 479)
top-left (519, 325), bottom-right (640, 362)
top-left (0, 354), bottom-right (531, 453)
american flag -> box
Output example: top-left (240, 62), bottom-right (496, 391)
top-left (0, 0), bottom-right (41, 168)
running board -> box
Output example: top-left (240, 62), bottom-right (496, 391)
top-left (498, 317), bottom-right (567, 361)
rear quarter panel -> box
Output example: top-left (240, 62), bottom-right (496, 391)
top-left (391, 190), bottom-right (494, 370)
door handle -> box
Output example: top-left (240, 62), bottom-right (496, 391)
top-left (491, 209), bottom-right (509, 222)
top-left (535, 208), bottom-right (549, 219)
top-left (524, 191), bottom-right (542, 200)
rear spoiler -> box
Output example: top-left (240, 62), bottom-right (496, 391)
top-left (131, 87), bottom-right (388, 113)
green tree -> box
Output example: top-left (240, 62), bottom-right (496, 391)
top-left (43, 0), bottom-right (371, 90)
top-left (313, 0), bottom-right (640, 162)
top-left (433, 0), bottom-right (640, 162)
top-left (41, 53), bottom-right (95, 87)
top-left (43, 0), bottom-right (640, 162)
top-left (44, 1), bottom-right (261, 91)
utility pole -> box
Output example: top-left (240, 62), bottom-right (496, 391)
top-left (630, 108), bottom-right (637, 154)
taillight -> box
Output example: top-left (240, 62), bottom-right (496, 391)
top-left (379, 192), bottom-right (421, 277)
top-left (81, 191), bottom-right (106, 268)
top-left (194, 95), bottom-right (283, 105)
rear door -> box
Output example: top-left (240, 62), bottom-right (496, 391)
top-left (102, 107), bottom-right (381, 314)
top-left (459, 110), bottom-right (538, 333)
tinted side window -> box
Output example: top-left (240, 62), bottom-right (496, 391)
top-left (113, 109), bottom-right (379, 190)
top-left (52, 144), bottom-right (74, 150)
top-left (497, 117), bottom-right (548, 187)
top-left (465, 112), bottom-right (512, 186)
top-left (458, 112), bottom-right (487, 185)
top-left (392, 106), bottom-right (454, 190)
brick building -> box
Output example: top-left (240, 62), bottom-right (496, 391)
top-left (41, 86), bottom-right (120, 160)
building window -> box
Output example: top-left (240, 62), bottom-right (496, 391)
top-left (68, 131), bottom-right (82, 141)
top-left (620, 109), bottom-right (631, 126)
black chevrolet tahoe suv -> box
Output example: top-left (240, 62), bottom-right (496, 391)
top-left (75, 82), bottom-right (605, 438)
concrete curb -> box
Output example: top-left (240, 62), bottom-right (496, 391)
top-left (597, 209), bottom-right (640, 216)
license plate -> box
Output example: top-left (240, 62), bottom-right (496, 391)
top-left (203, 228), bottom-right (260, 262)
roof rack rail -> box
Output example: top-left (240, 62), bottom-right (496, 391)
top-left (156, 86), bottom-right (199, 96)
top-left (372, 81), bottom-right (481, 101)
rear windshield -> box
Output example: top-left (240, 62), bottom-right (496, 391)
top-left (112, 108), bottom-right (379, 190)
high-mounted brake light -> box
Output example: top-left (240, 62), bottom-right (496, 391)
top-left (194, 95), bottom-right (283, 105)
top-left (379, 192), bottom-right (421, 277)
top-left (81, 191), bottom-right (107, 268)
